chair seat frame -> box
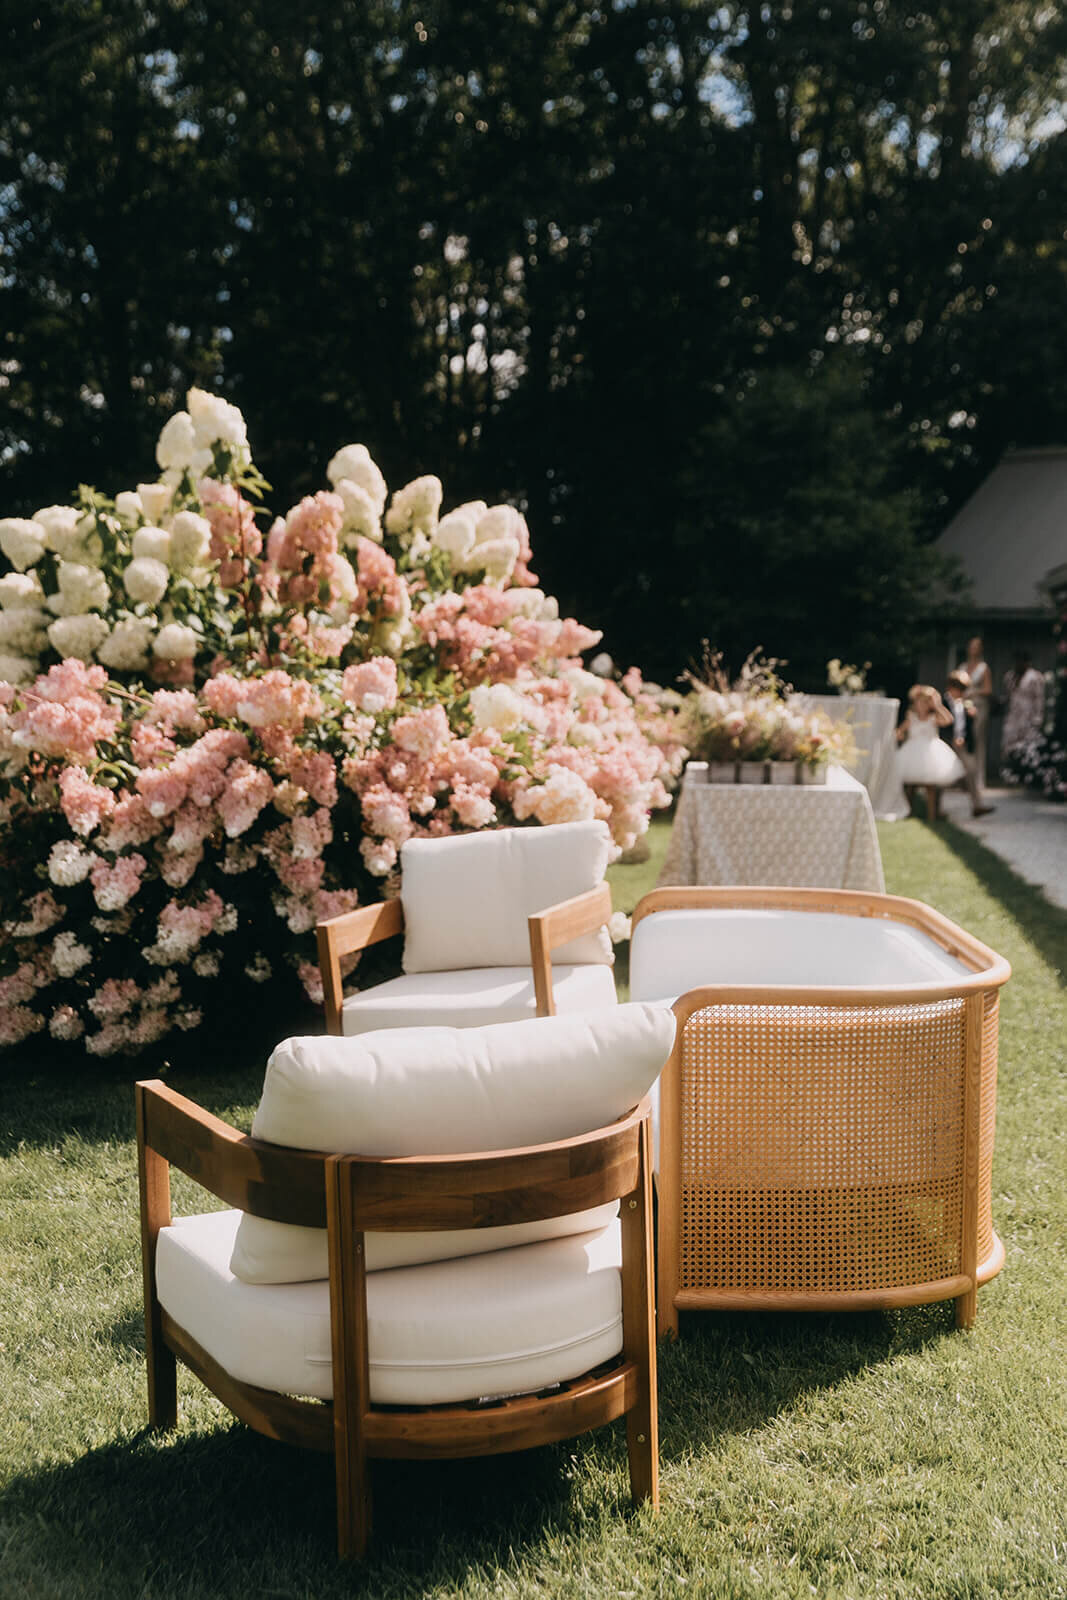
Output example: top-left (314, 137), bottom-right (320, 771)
top-left (136, 1077), bottom-right (657, 1558)
top-left (316, 882), bottom-right (613, 1034)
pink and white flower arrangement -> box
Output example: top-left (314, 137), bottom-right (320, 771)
top-left (0, 393), bottom-right (685, 1058)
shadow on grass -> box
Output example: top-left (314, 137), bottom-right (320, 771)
top-left (0, 1415), bottom-right (620, 1596)
top-left (2, 1296), bottom-right (959, 1596)
top-left (934, 819), bottom-right (1067, 982)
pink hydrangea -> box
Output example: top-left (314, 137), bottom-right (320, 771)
top-left (341, 657), bottom-right (398, 715)
top-left (235, 671), bottom-right (323, 730)
top-left (199, 478), bottom-right (263, 588)
top-left (217, 759), bottom-right (274, 837)
top-left (8, 661), bottom-right (120, 764)
top-left (286, 749), bottom-right (337, 809)
top-left (391, 704), bottom-right (450, 760)
top-left (58, 767), bottom-right (117, 838)
top-left (90, 852), bottom-right (147, 912)
top-left (360, 784), bottom-right (415, 846)
top-left (87, 978), bottom-right (141, 1020)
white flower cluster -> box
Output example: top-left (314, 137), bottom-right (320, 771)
top-left (48, 840), bottom-right (94, 887)
top-left (431, 500), bottom-right (527, 586)
top-left (327, 444), bottom-right (388, 546)
top-left (156, 386), bottom-right (250, 481)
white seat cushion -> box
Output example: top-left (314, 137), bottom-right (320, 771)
top-left (400, 820), bottom-right (613, 972)
top-left (340, 963), bottom-right (618, 1034)
top-left (230, 1001), bottom-right (674, 1284)
top-left (630, 908), bottom-right (970, 1004)
top-left (159, 1209), bottom-right (623, 1407)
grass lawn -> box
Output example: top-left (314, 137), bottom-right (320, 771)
top-left (1, 816), bottom-right (1065, 1598)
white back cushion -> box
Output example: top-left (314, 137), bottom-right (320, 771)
top-left (229, 1002), bottom-right (674, 1284)
top-left (400, 819), bottom-right (613, 972)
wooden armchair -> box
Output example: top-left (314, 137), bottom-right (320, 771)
top-left (137, 1080), bottom-right (657, 1559)
top-left (317, 822), bottom-right (617, 1036)
top-left (135, 1001), bottom-right (677, 1559)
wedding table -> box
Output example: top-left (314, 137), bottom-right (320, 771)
top-left (797, 694), bottom-right (909, 820)
top-left (657, 764), bottom-right (885, 892)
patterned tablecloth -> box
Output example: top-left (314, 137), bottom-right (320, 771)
top-left (657, 764), bottom-right (886, 892)
top-left (795, 694), bottom-right (909, 820)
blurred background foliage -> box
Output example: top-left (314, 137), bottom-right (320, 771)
top-left (2, 0), bottom-right (1066, 687)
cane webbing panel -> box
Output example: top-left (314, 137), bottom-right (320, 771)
top-left (677, 998), bottom-right (994, 1297)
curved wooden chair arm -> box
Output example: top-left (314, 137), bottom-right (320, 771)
top-left (316, 898), bottom-right (405, 1035)
top-left (528, 882), bottom-right (614, 1017)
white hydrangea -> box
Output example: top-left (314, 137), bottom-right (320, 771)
top-left (124, 556), bottom-right (170, 607)
top-left (335, 478), bottom-right (383, 545)
top-left (567, 722), bottom-right (605, 747)
top-left (47, 562), bottom-right (110, 616)
top-left (138, 483), bottom-right (173, 524)
top-left (168, 511), bottom-right (212, 571)
top-left (132, 525), bottom-right (172, 564)
top-left (0, 653), bottom-right (35, 684)
top-left (46, 612), bottom-right (109, 661)
top-left (384, 475), bottom-right (442, 539)
top-left (156, 410), bottom-right (196, 471)
top-left (608, 911), bottom-right (632, 944)
top-left (187, 386), bottom-right (248, 452)
top-left (326, 444), bottom-right (387, 513)
top-left (216, 903), bottom-right (238, 934)
top-left (48, 839), bottom-right (94, 886)
top-left (245, 953), bottom-right (272, 983)
top-left (114, 490), bottom-right (143, 524)
top-left (49, 1006), bottom-right (85, 1041)
top-left (464, 535), bottom-right (519, 585)
top-left (565, 667), bottom-right (606, 700)
top-left (469, 682), bottom-right (529, 733)
top-left (0, 608), bottom-right (49, 655)
top-left (516, 765), bottom-right (597, 826)
top-left (0, 518), bottom-right (46, 571)
top-left (590, 651), bottom-right (615, 677)
top-left (475, 504), bottom-right (525, 547)
top-left (33, 508), bottom-right (87, 566)
top-left (433, 508), bottom-right (477, 562)
top-left (507, 587), bottom-right (557, 620)
top-left (153, 622), bottom-right (199, 661)
top-left (192, 951), bottom-right (220, 978)
top-left (97, 616), bottom-right (155, 673)
top-left (0, 571), bottom-right (45, 611)
top-left (52, 930), bottom-right (93, 977)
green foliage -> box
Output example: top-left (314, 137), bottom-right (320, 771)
top-left (3, 1), bottom-right (1067, 685)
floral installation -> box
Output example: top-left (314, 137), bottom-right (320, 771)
top-left (0, 392), bottom-right (686, 1056)
top-left (826, 657), bottom-right (871, 694)
top-left (681, 651), bottom-right (855, 768)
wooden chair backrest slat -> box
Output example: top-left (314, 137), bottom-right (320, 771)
top-left (137, 1080), bottom-right (329, 1228)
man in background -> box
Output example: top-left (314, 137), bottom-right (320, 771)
top-left (944, 671), bottom-right (994, 818)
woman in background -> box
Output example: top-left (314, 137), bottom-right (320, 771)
top-left (962, 635), bottom-right (992, 782)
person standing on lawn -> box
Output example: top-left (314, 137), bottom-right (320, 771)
top-left (962, 636), bottom-right (993, 783)
top-left (944, 671), bottom-right (994, 818)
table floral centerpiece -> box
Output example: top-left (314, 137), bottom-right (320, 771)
top-left (681, 652), bottom-right (854, 785)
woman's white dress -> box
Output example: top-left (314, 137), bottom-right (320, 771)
top-left (896, 713), bottom-right (965, 786)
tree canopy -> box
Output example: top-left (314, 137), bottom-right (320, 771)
top-left (3, 0), bottom-right (1066, 687)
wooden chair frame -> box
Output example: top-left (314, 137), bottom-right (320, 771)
top-left (632, 888), bottom-right (1010, 1337)
top-left (316, 882), bottom-right (613, 1034)
top-left (136, 1077), bottom-right (657, 1559)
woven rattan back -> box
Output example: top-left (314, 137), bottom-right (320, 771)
top-left (658, 984), bottom-right (1003, 1331)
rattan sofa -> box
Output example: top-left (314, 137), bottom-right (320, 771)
top-left (628, 887), bottom-right (1011, 1333)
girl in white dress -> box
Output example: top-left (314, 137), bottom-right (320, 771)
top-left (896, 684), bottom-right (964, 819)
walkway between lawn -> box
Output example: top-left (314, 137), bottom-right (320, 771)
top-left (944, 786), bottom-right (1066, 910)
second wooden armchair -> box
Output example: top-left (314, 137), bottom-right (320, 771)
top-left (317, 819), bottom-right (617, 1035)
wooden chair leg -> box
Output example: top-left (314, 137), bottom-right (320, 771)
top-left (620, 1119), bottom-right (659, 1509)
top-left (136, 1086), bottom-right (177, 1429)
top-left (955, 1287), bottom-right (977, 1329)
top-left (327, 1157), bottom-right (373, 1559)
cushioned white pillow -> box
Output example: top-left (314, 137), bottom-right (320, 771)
top-left (400, 819), bottom-right (613, 973)
top-left (229, 1002), bottom-right (675, 1284)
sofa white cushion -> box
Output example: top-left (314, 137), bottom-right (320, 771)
top-left (629, 907), bottom-right (970, 1005)
top-left (339, 962), bottom-right (617, 1035)
top-left (229, 1001), bottom-right (674, 1284)
top-left (160, 1209), bottom-right (624, 1407)
top-left (400, 820), bottom-right (613, 973)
